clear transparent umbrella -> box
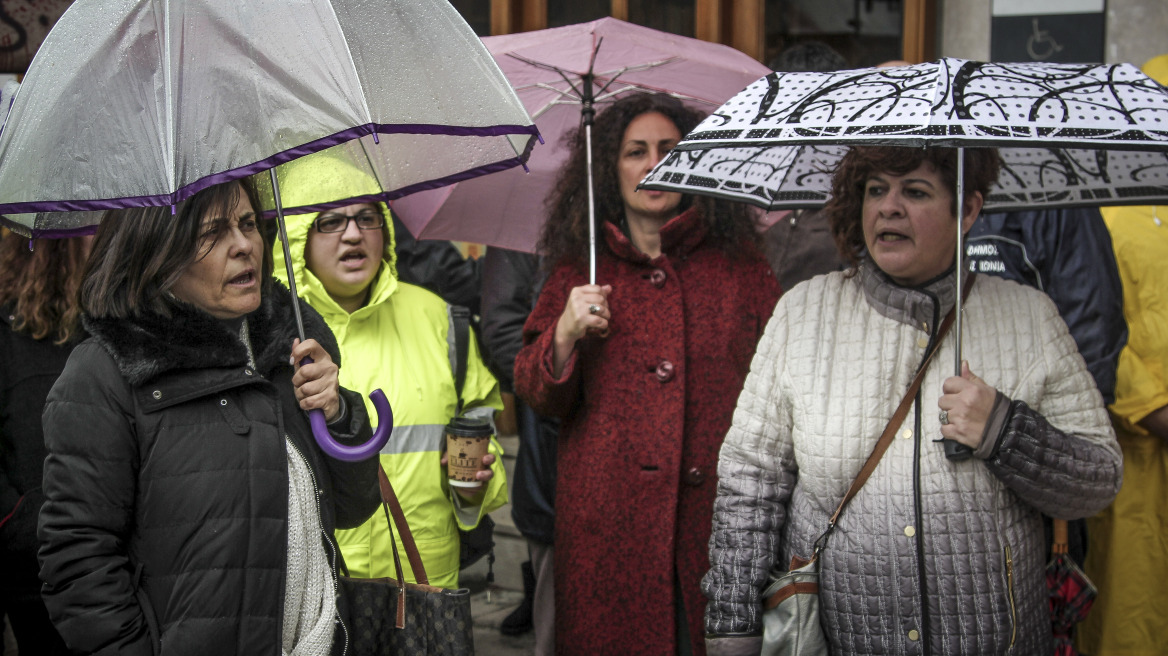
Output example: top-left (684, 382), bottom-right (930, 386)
top-left (0, 0), bottom-right (537, 234)
top-left (0, 0), bottom-right (538, 461)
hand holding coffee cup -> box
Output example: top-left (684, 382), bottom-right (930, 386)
top-left (443, 417), bottom-right (496, 500)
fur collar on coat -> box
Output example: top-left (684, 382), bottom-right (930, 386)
top-left (82, 281), bottom-right (340, 387)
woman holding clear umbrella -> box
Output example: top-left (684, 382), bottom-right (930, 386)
top-left (703, 145), bottom-right (1123, 655)
top-left (36, 179), bottom-right (381, 655)
top-left (513, 92), bottom-right (781, 655)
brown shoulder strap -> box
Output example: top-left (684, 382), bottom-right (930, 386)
top-left (374, 464), bottom-right (431, 630)
top-left (825, 273), bottom-right (976, 531)
top-left (377, 464), bottom-right (429, 584)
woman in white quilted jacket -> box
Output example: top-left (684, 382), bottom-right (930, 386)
top-left (703, 145), bottom-right (1123, 656)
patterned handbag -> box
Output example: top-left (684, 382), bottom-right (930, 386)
top-left (340, 465), bottom-right (475, 656)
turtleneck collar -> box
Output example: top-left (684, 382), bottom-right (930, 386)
top-left (859, 257), bottom-right (961, 332)
top-left (601, 206), bottom-right (709, 264)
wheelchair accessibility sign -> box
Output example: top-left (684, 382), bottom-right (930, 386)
top-left (990, 0), bottom-right (1104, 64)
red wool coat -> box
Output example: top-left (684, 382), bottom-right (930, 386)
top-left (514, 208), bottom-right (781, 655)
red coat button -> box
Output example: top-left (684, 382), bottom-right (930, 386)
top-left (684, 467), bottom-right (705, 486)
top-left (655, 360), bottom-right (675, 383)
top-left (649, 269), bottom-right (667, 288)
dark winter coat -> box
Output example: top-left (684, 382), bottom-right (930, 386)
top-left (480, 247), bottom-right (558, 545)
top-left (514, 208), bottom-right (781, 655)
top-left (37, 283), bottom-right (381, 656)
top-left (391, 212), bottom-right (482, 314)
top-left (0, 308), bottom-right (80, 602)
top-left (760, 208), bottom-right (848, 292)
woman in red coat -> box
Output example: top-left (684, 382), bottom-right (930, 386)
top-left (514, 93), bottom-right (781, 655)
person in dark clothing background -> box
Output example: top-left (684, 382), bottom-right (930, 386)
top-left (965, 206), bottom-right (1127, 570)
top-left (480, 246), bottom-right (559, 654)
top-left (0, 230), bottom-right (89, 656)
top-left (390, 211), bottom-right (482, 314)
top-left (759, 41), bottom-right (850, 291)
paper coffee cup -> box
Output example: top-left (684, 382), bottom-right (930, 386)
top-left (445, 417), bottom-right (491, 488)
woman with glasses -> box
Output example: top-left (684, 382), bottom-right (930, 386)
top-left (273, 166), bottom-right (505, 590)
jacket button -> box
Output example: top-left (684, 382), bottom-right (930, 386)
top-left (900, 429), bottom-right (912, 440)
top-left (655, 360), bottom-right (675, 383)
top-left (916, 336), bottom-right (929, 349)
top-left (904, 525), bottom-right (916, 538)
top-left (220, 399), bottom-right (228, 406)
top-left (908, 629), bottom-right (920, 641)
top-left (683, 467), bottom-right (705, 486)
top-left (152, 390), bottom-right (162, 400)
top-left (650, 269), bottom-right (667, 288)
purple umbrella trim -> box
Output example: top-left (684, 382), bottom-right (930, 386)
top-left (0, 216), bottom-right (99, 239)
top-left (0, 121), bottom-right (542, 217)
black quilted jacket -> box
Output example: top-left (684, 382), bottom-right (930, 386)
top-left (37, 283), bottom-right (381, 656)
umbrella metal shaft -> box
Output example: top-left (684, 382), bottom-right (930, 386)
top-left (955, 147), bottom-right (964, 376)
top-left (270, 168), bottom-right (308, 342)
top-left (586, 123), bottom-right (597, 285)
top-left (944, 147), bottom-right (974, 462)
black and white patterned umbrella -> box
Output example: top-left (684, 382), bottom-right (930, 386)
top-left (669, 58), bottom-right (1168, 150)
top-left (640, 58), bottom-right (1168, 455)
top-left (641, 58), bottom-right (1168, 209)
top-left (641, 143), bottom-right (1168, 211)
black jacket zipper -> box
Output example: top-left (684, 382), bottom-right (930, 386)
top-left (912, 290), bottom-right (942, 655)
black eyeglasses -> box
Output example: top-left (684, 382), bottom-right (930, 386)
top-left (314, 209), bottom-right (385, 233)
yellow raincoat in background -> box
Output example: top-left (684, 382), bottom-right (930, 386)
top-left (1078, 51), bottom-right (1168, 656)
top-left (272, 162), bottom-right (505, 590)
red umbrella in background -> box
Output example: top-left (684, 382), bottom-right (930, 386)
top-left (1048, 518), bottom-right (1097, 656)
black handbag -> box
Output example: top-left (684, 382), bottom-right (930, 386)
top-left (341, 465), bottom-right (475, 655)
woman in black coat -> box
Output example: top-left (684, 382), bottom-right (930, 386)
top-left (37, 179), bottom-right (381, 656)
top-left (0, 231), bottom-right (90, 655)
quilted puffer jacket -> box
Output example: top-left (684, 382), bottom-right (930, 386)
top-left (704, 261), bottom-right (1122, 655)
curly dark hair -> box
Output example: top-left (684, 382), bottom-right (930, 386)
top-left (538, 93), bottom-right (757, 269)
top-left (0, 230), bottom-right (89, 344)
top-left (824, 146), bottom-right (1002, 269)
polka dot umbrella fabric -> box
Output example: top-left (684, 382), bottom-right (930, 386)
top-left (641, 58), bottom-right (1168, 210)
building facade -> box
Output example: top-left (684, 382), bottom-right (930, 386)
top-left (456, 0), bottom-right (1167, 70)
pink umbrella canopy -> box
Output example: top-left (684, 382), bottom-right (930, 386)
top-left (389, 17), bottom-right (771, 253)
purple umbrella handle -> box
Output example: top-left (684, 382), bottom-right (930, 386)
top-left (300, 356), bottom-right (393, 461)
top-left (308, 388), bottom-right (393, 462)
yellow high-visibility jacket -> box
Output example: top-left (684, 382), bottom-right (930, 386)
top-left (274, 202), bottom-right (505, 590)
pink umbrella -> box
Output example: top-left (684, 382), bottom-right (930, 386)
top-left (390, 17), bottom-right (770, 261)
